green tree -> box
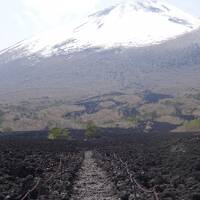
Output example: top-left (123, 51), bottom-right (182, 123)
top-left (85, 121), bottom-right (99, 138)
top-left (48, 128), bottom-right (70, 140)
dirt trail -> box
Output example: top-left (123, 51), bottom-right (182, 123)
top-left (71, 151), bottom-right (119, 200)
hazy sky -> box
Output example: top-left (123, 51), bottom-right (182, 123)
top-left (0, 0), bottom-right (199, 51)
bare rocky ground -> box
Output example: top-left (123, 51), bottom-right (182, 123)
top-left (71, 151), bottom-right (120, 200)
top-left (1, 132), bottom-right (200, 199)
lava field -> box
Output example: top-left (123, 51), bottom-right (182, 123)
top-left (0, 139), bottom-right (83, 199)
top-left (0, 131), bottom-right (200, 200)
top-left (94, 133), bottom-right (200, 200)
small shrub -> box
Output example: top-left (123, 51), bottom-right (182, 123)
top-left (3, 127), bottom-right (13, 132)
top-left (48, 128), bottom-right (70, 140)
top-left (183, 119), bottom-right (200, 131)
top-left (85, 121), bottom-right (99, 139)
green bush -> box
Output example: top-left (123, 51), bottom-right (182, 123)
top-left (85, 121), bottom-right (99, 138)
top-left (183, 119), bottom-right (200, 131)
top-left (48, 128), bottom-right (70, 140)
top-left (3, 127), bottom-right (13, 132)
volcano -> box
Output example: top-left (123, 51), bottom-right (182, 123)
top-left (0, 0), bottom-right (200, 102)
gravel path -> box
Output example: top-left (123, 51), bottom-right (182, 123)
top-left (71, 151), bottom-right (119, 200)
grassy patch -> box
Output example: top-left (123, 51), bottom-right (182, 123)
top-left (183, 119), bottom-right (200, 131)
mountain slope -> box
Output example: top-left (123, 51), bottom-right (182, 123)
top-left (0, 0), bottom-right (199, 59)
top-left (0, 28), bottom-right (200, 102)
top-left (0, 0), bottom-right (200, 102)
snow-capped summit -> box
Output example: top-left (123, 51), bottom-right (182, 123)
top-left (1, 0), bottom-right (200, 58)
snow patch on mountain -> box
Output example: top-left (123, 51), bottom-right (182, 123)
top-left (1, 0), bottom-right (200, 58)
